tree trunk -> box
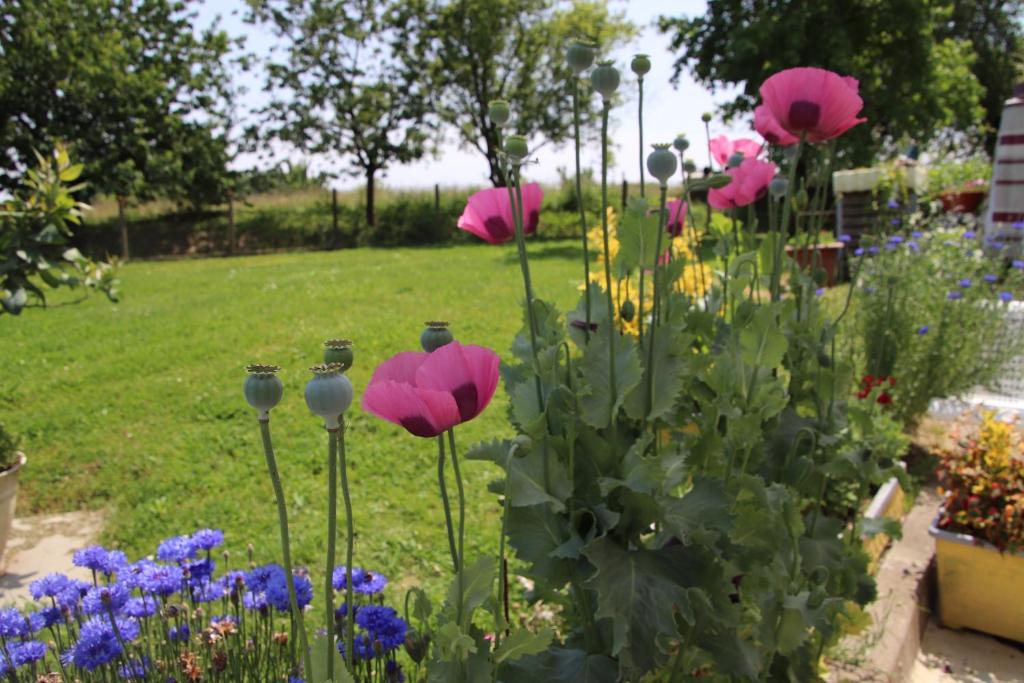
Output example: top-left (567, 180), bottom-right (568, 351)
top-left (227, 189), bottom-right (236, 256)
top-left (117, 196), bottom-right (130, 260)
top-left (485, 129), bottom-right (507, 187)
top-left (365, 170), bottom-right (376, 228)
top-left (331, 188), bottom-right (339, 248)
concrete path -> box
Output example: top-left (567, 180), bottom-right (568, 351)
top-left (911, 620), bottom-right (1024, 682)
top-left (0, 511), bottom-right (102, 606)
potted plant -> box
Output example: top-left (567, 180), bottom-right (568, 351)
top-left (930, 412), bottom-right (1024, 642)
top-left (785, 230), bottom-right (845, 285)
top-left (929, 157), bottom-right (991, 214)
top-left (0, 421), bottom-right (26, 567)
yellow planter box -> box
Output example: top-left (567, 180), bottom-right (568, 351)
top-left (929, 516), bottom-right (1024, 643)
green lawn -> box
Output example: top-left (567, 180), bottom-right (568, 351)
top-left (2, 240), bottom-right (584, 601)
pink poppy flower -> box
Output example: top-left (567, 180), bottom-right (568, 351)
top-left (362, 342), bottom-right (500, 437)
top-left (708, 158), bottom-right (778, 210)
top-left (758, 67), bottom-right (866, 143)
top-left (666, 198), bottom-right (687, 237)
top-left (754, 105), bottom-right (799, 146)
top-left (708, 135), bottom-right (763, 167)
top-left (457, 183), bottom-right (544, 244)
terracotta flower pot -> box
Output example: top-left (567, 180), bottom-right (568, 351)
top-left (784, 241), bottom-right (845, 286)
top-left (0, 453), bottom-right (26, 567)
top-left (938, 190), bottom-right (986, 214)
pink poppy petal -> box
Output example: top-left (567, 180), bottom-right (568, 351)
top-left (519, 183), bottom-right (544, 236)
top-left (362, 380), bottom-right (458, 437)
top-left (369, 351), bottom-right (430, 386)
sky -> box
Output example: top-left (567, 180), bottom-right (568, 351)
top-left (193, 0), bottom-right (751, 190)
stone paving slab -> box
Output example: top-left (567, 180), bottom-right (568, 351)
top-left (0, 511), bottom-right (103, 606)
top-left (911, 620), bottom-right (1024, 682)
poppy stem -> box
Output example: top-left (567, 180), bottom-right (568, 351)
top-left (447, 428), bottom-right (466, 629)
top-left (600, 102), bottom-right (618, 422)
top-left (436, 434), bottom-right (459, 573)
top-left (638, 76), bottom-right (646, 199)
top-left (509, 165), bottom-right (545, 410)
top-left (338, 416), bottom-right (355, 671)
top-left (572, 79), bottom-right (592, 339)
top-left (647, 185), bottom-right (668, 424)
top-left (258, 417), bottom-right (313, 679)
top-left (771, 137), bottom-right (804, 300)
top-left (325, 428), bottom-right (338, 680)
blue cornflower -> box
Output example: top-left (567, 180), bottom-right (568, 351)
top-left (1014, 260), bottom-right (1024, 269)
top-left (887, 235), bottom-right (904, 244)
top-left (185, 558), bottom-right (216, 585)
top-left (1000, 291), bottom-right (1014, 302)
top-left (911, 230), bottom-right (923, 238)
top-left (156, 535), bottom-right (197, 563)
top-left (355, 605), bottom-right (407, 651)
top-left (30, 573), bottom-right (71, 601)
top-left (243, 591), bottom-right (268, 611)
top-left (27, 608), bottom-right (61, 632)
top-left (815, 288), bottom-right (825, 297)
top-left (118, 657), bottom-right (150, 680)
top-left (246, 564), bottom-right (282, 593)
top-left (887, 198), bottom-right (900, 209)
top-left (0, 640), bottom-right (46, 675)
top-left (265, 569), bottom-right (313, 612)
top-left (168, 624), bottom-right (191, 642)
top-left (192, 581), bottom-right (226, 603)
top-left (55, 580), bottom-right (90, 611)
top-left (907, 240), bottom-right (920, 252)
top-left (868, 246), bottom-right (880, 255)
top-left (838, 234), bottom-right (851, 243)
top-left (135, 563), bottom-right (184, 597)
top-left (0, 608), bottom-right (29, 637)
top-left (948, 291), bottom-right (963, 301)
top-left (890, 218), bottom-right (901, 226)
top-left (62, 616), bottom-right (140, 671)
top-left (123, 597), bottom-right (158, 619)
top-left (386, 661), bottom-right (406, 683)
top-left (984, 274), bottom-right (998, 283)
top-left (918, 326), bottom-right (929, 335)
top-left (332, 566), bottom-right (365, 591)
top-left (82, 582), bottom-right (131, 616)
top-left (963, 230), bottom-right (977, 239)
top-left (959, 278), bottom-right (972, 288)
top-left (1014, 221), bottom-right (1024, 231)
top-left (191, 529), bottom-right (224, 552)
top-left (214, 570), bottom-right (246, 597)
top-left (854, 247), bottom-right (865, 256)
top-left (338, 633), bottom-right (377, 660)
top-left (210, 615), bottom-right (239, 629)
top-left (73, 546), bottom-right (126, 576)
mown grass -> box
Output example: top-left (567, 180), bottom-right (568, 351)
top-left (1, 240), bottom-right (584, 604)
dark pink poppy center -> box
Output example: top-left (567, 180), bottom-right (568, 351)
top-left (401, 415), bottom-right (439, 438)
top-left (452, 382), bottom-right (478, 422)
top-left (484, 216), bottom-right (513, 242)
top-left (787, 100), bottom-right (821, 131)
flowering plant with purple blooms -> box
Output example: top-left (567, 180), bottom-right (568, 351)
top-left (854, 210), bottom-right (1023, 425)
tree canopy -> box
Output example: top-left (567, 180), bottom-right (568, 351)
top-left (659, 0), bottom-right (1023, 165)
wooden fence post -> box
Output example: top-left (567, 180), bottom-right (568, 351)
top-left (331, 188), bottom-right (339, 249)
top-left (621, 179), bottom-right (628, 209)
top-left (226, 189), bottom-right (236, 256)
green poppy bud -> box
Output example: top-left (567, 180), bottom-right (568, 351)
top-left (504, 135), bottom-right (529, 164)
top-left (701, 112), bottom-right (713, 123)
top-left (727, 151), bottom-right (745, 168)
top-left (619, 299), bottom-right (635, 322)
top-left (683, 160), bottom-right (697, 174)
top-left (566, 41), bottom-right (596, 76)
top-left (244, 364), bottom-right (283, 420)
top-left (323, 339), bottom-right (354, 371)
top-left (590, 61), bottom-right (620, 100)
top-left (304, 364), bottom-right (353, 430)
top-left (488, 100), bottom-right (511, 126)
top-left (630, 54), bottom-right (651, 77)
top-left (672, 135), bottom-right (689, 152)
top-left (646, 144), bottom-right (679, 187)
top-left (769, 177), bottom-right (788, 197)
top-left (796, 188), bottom-right (810, 210)
top-left (421, 321), bottom-right (454, 352)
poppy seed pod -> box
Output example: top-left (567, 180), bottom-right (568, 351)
top-left (727, 151), bottom-right (746, 168)
top-left (672, 135), bottom-right (689, 152)
top-left (630, 54), bottom-right (651, 77)
top-left (769, 177), bottom-right (789, 198)
top-left (701, 112), bottom-right (713, 123)
top-left (420, 321), bottom-right (454, 352)
top-left (566, 41), bottom-right (595, 76)
top-left (488, 100), bottom-right (511, 126)
top-left (244, 364), bottom-right (283, 419)
top-left (683, 160), bottom-right (697, 174)
top-left (304, 364), bottom-right (353, 430)
top-left (323, 339), bottom-right (354, 371)
top-left (504, 135), bottom-right (529, 164)
top-left (590, 61), bottom-right (620, 100)
top-left (619, 299), bottom-right (635, 322)
top-left (646, 144), bottom-right (678, 187)
top-left (795, 188), bottom-right (810, 210)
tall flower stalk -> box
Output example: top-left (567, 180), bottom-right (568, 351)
top-left (631, 55), bottom-right (651, 198)
top-left (244, 364), bottom-right (313, 679)
top-left (567, 42), bottom-right (595, 339)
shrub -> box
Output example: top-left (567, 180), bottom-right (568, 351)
top-left (0, 422), bottom-right (19, 471)
top-left (936, 412), bottom-right (1024, 552)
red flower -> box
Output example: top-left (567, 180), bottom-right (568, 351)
top-left (758, 67), bottom-right (866, 143)
top-left (876, 392), bottom-right (892, 405)
top-left (457, 183), bottom-right (543, 244)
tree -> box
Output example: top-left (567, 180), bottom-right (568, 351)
top-left (248, 0), bottom-right (434, 228)
top-left (658, 0), bottom-right (1004, 165)
top-left (0, 0), bottom-right (238, 256)
top-left (409, 0), bottom-right (635, 187)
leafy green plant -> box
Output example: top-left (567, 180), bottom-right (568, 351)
top-left (928, 156), bottom-right (991, 194)
top-left (936, 412), bottom-right (1024, 552)
top-left (0, 421), bottom-right (20, 471)
top-left (0, 145), bottom-right (119, 316)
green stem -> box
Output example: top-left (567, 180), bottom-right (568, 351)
top-left (572, 79), bottom-right (593, 340)
top-left (436, 434), bottom-right (459, 573)
top-left (599, 102), bottom-right (618, 421)
top-left (510, 166), bottom-right (545, 410)
top-left (638, 77), bottom-right (646, 198)
top-left (447, 429), bottom-right (466, 629)
top-left (646, 186), bottom-right (668, 420)
top-left (338, 416), bottom-right (355, 671)
top-left (771, 137), bottom-right (805, 300)
top-left (325, 429), bottom-right (339, 680)
top-left (258, 418), bottom-right (313, 679)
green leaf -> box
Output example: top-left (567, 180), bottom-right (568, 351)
top-left (505, 441), bottom-right (569, 511)
top-left (59, 163), bottom-right (84, 182)
top-left (506, 504), bottom-right (573, 588)
top-left (308, 635), bottom-right (353, 683)
top-left (446, 556), bottom-right (496, 627)
top-left (661, 476), bottom-right (733, 546)
top-left (739, 305), bottom-right (788, 369)
top-left (578, 330), bottom-right (642, 429)
top-left (428, 626), bottom-right (492, 683)
top-left (493, 627), bottom-right (554, 664)
top-left (436, 621), bottom-right (477, 662)
top-left (614, 196), bottom-right (661, 275)
top-left (624, 328), bottom-right (691, 422)
top-left (498, 648), bottom-right (618, 683)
